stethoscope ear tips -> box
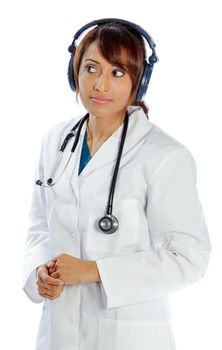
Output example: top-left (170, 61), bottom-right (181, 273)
top-left (47, 178), bottom-right (53, 186)
top-left (36, 180), bottom-right (43, 186)
top-left (36, 178), bottom-right (53, 187)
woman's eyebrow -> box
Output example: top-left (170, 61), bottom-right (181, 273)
top-left (84, 58), bottom-right (100, 64)
top-left (84, 58), bottom-right (126, 71)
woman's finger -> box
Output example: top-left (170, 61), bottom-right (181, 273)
top-left (48, 266), bottom-right (56, 273)
top-left (47, 260), bottom-right (56, 268)
top-left (40, 270), bottom-right (63, 285)
top-left (50, 271), bottom-right (60, 279)
top-left (38, 280), bottom-right (63, 293)
top-left (39, 288), bottom-right (57, 299)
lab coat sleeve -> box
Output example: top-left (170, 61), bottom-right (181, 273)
top-left (96, 146), bottom-right (212, 309)
top-left (22, 134), bottom-right (52, 303)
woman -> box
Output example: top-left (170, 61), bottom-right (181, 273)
top-left (22, 18), bottom-right (212, 350)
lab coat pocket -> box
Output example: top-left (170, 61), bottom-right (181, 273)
top-left (85, 195), bottom-right (140, 255)
top-left (98, 318), bottom-right (175, 350)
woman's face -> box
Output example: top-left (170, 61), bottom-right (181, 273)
top-left (78, 41), bottom-right (133, 120)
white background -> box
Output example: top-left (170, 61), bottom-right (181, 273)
top-left (0, 0), bottom-right (221, 349)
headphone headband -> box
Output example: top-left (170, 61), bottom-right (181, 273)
top-left (67, 18), bottom-right (159, 100)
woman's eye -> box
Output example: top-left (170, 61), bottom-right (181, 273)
top-left (86, 65), bottom-right (96, 73)
top-left (112, 69), bottom-right (124, 77)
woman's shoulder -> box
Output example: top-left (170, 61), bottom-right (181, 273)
top-left (42, 114), bottom-right (83, 144)
top-left (131, 106), bottom-right (191, 157)
top-left (142, 119), bottom-right (196, 173)
top-left (145, 119), bottom-right (191, 154)
top-left (48, 115), bottom-right (82, 136)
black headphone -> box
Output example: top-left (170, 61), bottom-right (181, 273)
top-left (67, 18), bottom-right (158, 101)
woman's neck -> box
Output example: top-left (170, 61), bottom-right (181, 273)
top-left (86, 111), bottom-right (126, 144)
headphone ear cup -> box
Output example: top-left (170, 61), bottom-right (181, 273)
top-left (136, 62), bottom-right (153, 101)
top-left (67, 49), bottom-right (76, 92)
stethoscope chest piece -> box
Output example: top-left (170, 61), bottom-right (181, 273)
top-left (98, 215), bottom-right (119, 234)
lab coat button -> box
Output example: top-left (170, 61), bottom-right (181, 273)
top-left (71, 232), bottom-right (77, 238)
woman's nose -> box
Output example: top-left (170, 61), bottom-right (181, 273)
top-left (94, 73), bottom-right (109, 92)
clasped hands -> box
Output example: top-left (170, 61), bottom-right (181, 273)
top-left (36, 254), bottom-right (100, 300)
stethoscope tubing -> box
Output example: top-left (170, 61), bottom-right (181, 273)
top-left (36, 111), bottom-right (129, 233)
top-left (106, 113), bottom-right (129, 215)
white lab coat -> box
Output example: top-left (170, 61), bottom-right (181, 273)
top-left (22, 105), bottom-right (212, 350)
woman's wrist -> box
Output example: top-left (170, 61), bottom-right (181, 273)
top-left (82, 260), bottom-right (101, 284)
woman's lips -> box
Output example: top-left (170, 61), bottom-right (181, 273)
top-left (90, 97), bottom-right (112, 104)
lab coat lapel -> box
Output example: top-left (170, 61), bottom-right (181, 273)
top-left (78, 106), bottom-right (154, 179)
top-left (58, 115), bottom-right (85, 201)
top-left (60, 116), bottom-right (122, 198)
top-left (59, 106), bottom-right (154, 198)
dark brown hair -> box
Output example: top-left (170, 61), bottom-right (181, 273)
top-left (73, 23), bottom-right (149, 118)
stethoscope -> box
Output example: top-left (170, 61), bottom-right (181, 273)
top-left (36, 111), bottom-right (129, 234)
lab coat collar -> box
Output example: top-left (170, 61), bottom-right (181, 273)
top-left (61, 105), bottom-right (154, 199)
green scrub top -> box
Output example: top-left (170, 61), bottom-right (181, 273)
top-left (78, 130), bottom-right (91, 175)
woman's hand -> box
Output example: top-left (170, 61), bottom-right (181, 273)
top-left (47, 254), bottom-right (101, 285)
top-left (36, 263), bottom-right (64, 300)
